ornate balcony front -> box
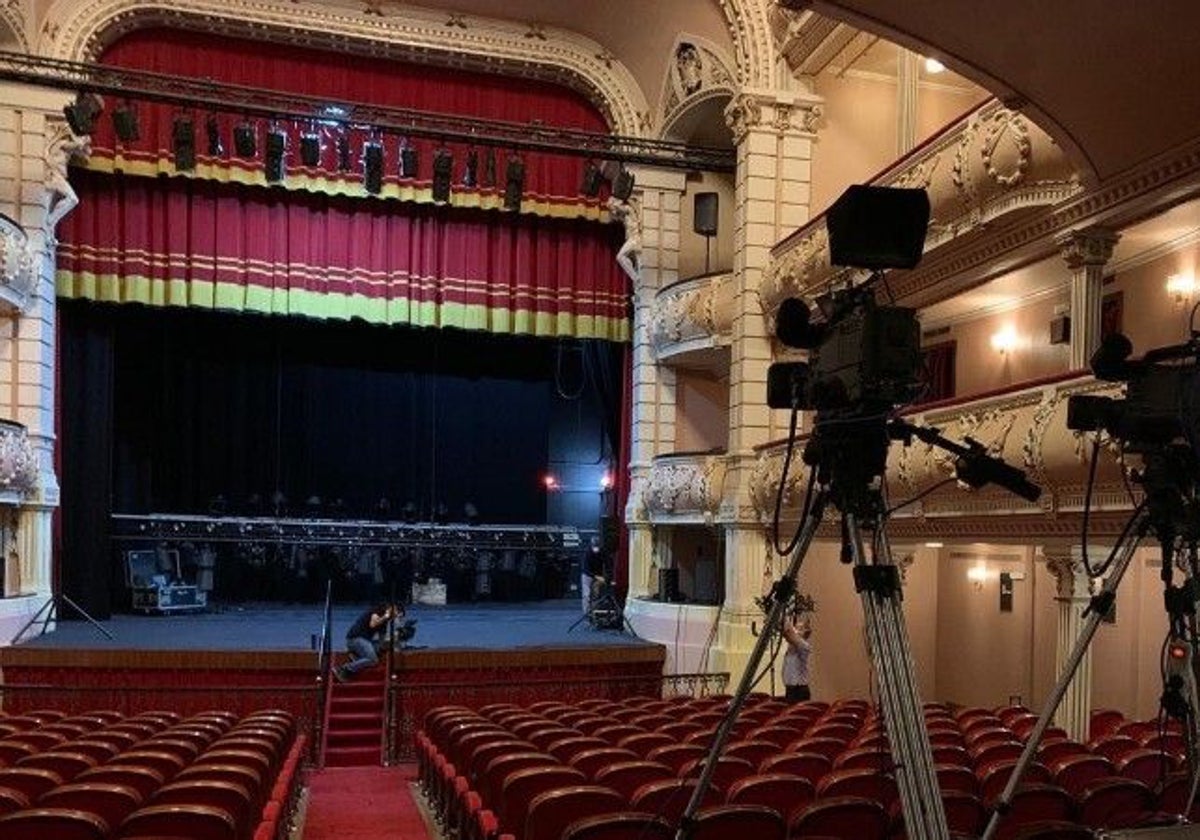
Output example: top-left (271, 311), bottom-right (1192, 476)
top-left (642, 451), bottom-right (728, 523)
top-left (0, 420), bottom-right (38, 502)
top-left (761, 99), bottom-right (1080, 317)
top-left (750, 374), bottom-right (1131, 542)
top-left (649, 271), bottom-right (735, 371)
top-left (0, 214), bottom-right (35, 315)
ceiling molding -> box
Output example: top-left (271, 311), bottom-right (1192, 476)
top-left (1107, 225), bottom-right (1200, 278)
top-left (35, 0), bottom-right (651, 137)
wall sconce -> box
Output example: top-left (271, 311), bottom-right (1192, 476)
top-left (990, 325), bottom-right (1019, 355)
top-left (924, 57), bottom-right (946, 74)
top-left (1166, 271), bottom-right (1196, 303)
top-left (967, 562), bottom-right (989, 591)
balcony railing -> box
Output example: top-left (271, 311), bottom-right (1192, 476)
top-left (0, 214), bottom-right (35, 314)
top-left (643, 451), bottom-right (728, 521)
top-left (749, 374), bottom-right (1132, 541)
top-left (0, 420), bottom-right (37, 499)
top-left (648, 271), bottom-right (735, 367)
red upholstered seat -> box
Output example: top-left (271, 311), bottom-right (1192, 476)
top-left (977, 761), bottom-right (1052, 803)
top-left (0, 785), bottom-right (30, 815)
top-left (941, 791), bottom-right (987, 837)
top-left (151, 780), bottom-right (255, 839)
top-left (120, 802), bottom-right (239, 840)
top-left (725, 772), bottom-right (814, 821)
top-left (0, 807), bottom-right (108, 840)
top-left (17, 749), bottom-right (97, 782)
top-left (1089, 709), bottom-right (1125, 742)
top-left (932, 744), bottom-right (971, 766)
top-left (77, 764), bottom-right (166, 800)
top-left (194, 748), bottom-right (272, 781)
top-left (758, 751), bottom-right (829, 784)
top-left (1117, 720), bottom-right (1159, 742)
top-left (1156, 772), bottom-right (1200, 821)
top-left (119, 749), bottom-right (187, 780)
top-left (816, 767), bottom-right (898, 806)
top-left (25, 709), bottom-right (67, 724)
top-left (679, 756), bottom-right (755, 793)
top-left (745, 725), bottom-right (805, 750)
top-left (721, 739), bottom-right (777, 769)
top-left (1089, 734), bottom-right (1139, 763)
top-left (0, 766), bottom-right (65, 801)
top-left (688, 804), bottom-right (784, 840)
top-left (41, 723), bottom-right (93, 740)
top-left (465, 740), bottom-right (536, 785)
top-left (562, 811), bottom-right (674, 840)
top-left (936, 763), bottom-right (979, 795)
top-left (40, 782), bottom-right (144, 832)
top-left (788, 795), bottom-right (888, 840)
top-left (833, 747), bottom-right (892, 771)
top-left (784, 736), bottom-right (843, 762)
top-left (629, 778), bottom-right (723, 824)
top-left (0, 740), bottom-right (37, 766)
top-left (615, 733), bottom-right (674, 757)
top-left (806, 723), bottom-right (857, 744)
top-left (1036, 739), bottom-right (1089, 767)
top-left (993, 784), bottom-right (1075, 840)
top-left (1117, 748), bottom-right (1172, 788)
top-left (972, 741), bottom-right (1025, 768)
top-left (1050, 753), bottom-right (1114, 795)
top-left (547, 737), bottom-right (610, 764)
top-left (643, 744), bottom-right (706, 775)
top-left (479, 752), bottom-right (558, 807)
top-left (496, 765), bottom-right (588, 838)
top-left (1008, 820), bottom-right (1094, 839)
top-left (528, 728), bottom-right (583, 752)
top-left (175, 763), bottom-right (263, 805)
top-left (521, 784), bottom-right (625, 840)
top-left (569, 748), bottom-right (639, 779)
top-left (1077, 777), bottom-right (1153, 829)
top-left (64, 739), bottom-right (122, 764)
top-left (6, 730), bottom-right (68, 751)
top-left (592, 761), bottom-right (674, 801)
top-left (656, 722), bottom-right (702, 741)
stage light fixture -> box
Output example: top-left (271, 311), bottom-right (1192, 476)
top-left (300, 129), bottom-right (321, 168)
top-left (206, 115), bottom-right (224, 157)
top-left (399, 140), bottom-right (418, 179)
top-left (337, 135), bottom-right (352, 172)
top-left (482, 148), bottom-right (497, 188)
top-left (363, 140), bottom-right (384, 194)
top-left (112, 101), bottom-right (139, 143)
top-left (63, 92), bottom-right (103, 136)
top-left (265, 126), bottom-right (287, 183)
top-left (503, 153), bottom-right (526, 212)
top-left (172, 116), bottom-right (196, 172)
top-left (463, 149), bottom-right (479, 187)
top-left (580, 160), bottom-right (603, 197)
top-left (233, 122), bottom-right (257, 157)
top-left (432, 148), bottom-right (454, 203)
top-left (611, 165), bottom-right (635, 201)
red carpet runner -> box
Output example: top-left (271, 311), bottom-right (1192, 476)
top-left (324, 671), bottom-right (387, 767)
top-left (304, 766), bottom-right (429, 840)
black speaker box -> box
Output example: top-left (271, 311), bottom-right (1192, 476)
top-left (826, 184), bottom-right (930, 270)
top-left (363, 142), bottom-right (384, 194)
top-left (694, 192), bottom-right (719, 236)
top-left (612, 168), bottom-right (635, 201)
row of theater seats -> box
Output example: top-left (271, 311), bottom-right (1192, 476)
top-left (417, 694), bottom-right (1196, 840)
top-left (0, 706), bottom-right (306, 840)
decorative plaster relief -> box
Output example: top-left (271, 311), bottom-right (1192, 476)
top-left (644, 454), bottom-right (728, 519)
top-left (761, 100), bottom-right (1080, 317)
top-left (649, 272), bottom-right (735, 359)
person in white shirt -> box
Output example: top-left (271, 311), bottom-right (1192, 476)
top-left (782, 615), bottom-right (813, 702)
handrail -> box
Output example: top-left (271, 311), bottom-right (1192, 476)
top-left (314, 581), bottom-right (334, 769)
top-left (383, 603), bottom-right (398, 766)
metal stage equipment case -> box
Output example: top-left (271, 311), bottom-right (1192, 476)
top-left (126, 548), bottom-right (208, 615)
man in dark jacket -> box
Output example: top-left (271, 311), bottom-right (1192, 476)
top-left (335, 602), bottom-right (401, 682)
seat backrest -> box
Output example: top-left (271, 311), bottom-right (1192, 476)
top-left (788, 795), bottom-right (889, 840)
top-left (971, 741), bottom-right (1025, 768)
top-left (152, 779), bottom-right (254, 829)
top-left (833, 747), bottom-right (892, 771)
top-left (465, 739), bottom-right (535, 783)
top-left (691, 804), bottom-right (785, 840)
top-left (40, 782), bottom-right (144, 831)
top-left (547, 736), bottom-right (610, 764)
top-left (1051, 753), bottom-right (1114, 794)
top-left (940, 790), bottom-right (987, 837)
top-left (17, 749), bottom-right (98, 782)
top-left (935, 764), bottom-right (979, 795)
top-left (785, 736), bottom-right (843, 762)
top-left (999, 784), bottom-right (1075, 839)
top-left (0, 766), bottom-right (65, 800)
top-left (758, 751), bottom-right (829, 784)
top-left (1076, 777), bottom-right (1153, 829)
top-left (0, 806), bottom-right (109, 840)
top-left (1089, 734), bottom-right (1139, 763)
top-left (1117, 748), bottom-right (1172, 788)
top-left (527, 728), bottom-right (583, 753)
top-left (63, 739), bottom-right (121, 763)
top-left (615, 733), bottom-right (675, 757)
top-left (175, 762), bottom-right (263, 801)
top-left (679, 756), bottom-right (755, 792)
top-left (592, 761), bottom-right (675, 801)
top-left (524, 785), bottom-right (625, 840)
top-left (815, 767), bottom-right (898, 806)
top-left (76, 764), bottom-right (166, 800)
top-left (0, 740), bottom-right (37, 765)
top-left (119, 749), bottom-right (187, 781)
top-left (722, 740), bottom-right (778, 769)
top-left (569, 747), bottom-right (641, 778)
top-left (498, 765), bottom-right (587, 834)
top-left (480, 752), bottom-right (557, 803)
top-left (629, 778), bottom-right (723, 824)
top-left (725, 772), bottom-right (814, 821)
top-left (0, 784), bottom-right (30, 815)
top-left (120, 802), bottom-right (239, 840)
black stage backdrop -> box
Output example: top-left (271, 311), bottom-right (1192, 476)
top-left (59, 301), bottom-right (621, 617)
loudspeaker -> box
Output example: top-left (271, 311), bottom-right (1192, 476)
top-left (363, 142), bottom-right (384, 194)
top-left (300, 134), bottom-right (321, 168)
top-left (172, 117), bottom-right (195, 172)
top-left (63, 92), bottom-right (103, 136)
top-left (658, 568), bottom-right (681, 603)
top-left (826, 184), bottom-right (930, 270)
top-left (265, 129), bottom-right (286, 183)
top-left (612, 167), bottom-right (635, 201)
top-left (233, 123), bottom-right (257, 158)
top-left (432, 149), bottom-right (453, 202)
top-left (1050, 315), bottom-right (1071, 345)
top-left (694, 192), bottom-right (719, 236)
top-left (580, 160), bottom-right (603, 197)
top-left (399, 144), bottom-right (419, 179)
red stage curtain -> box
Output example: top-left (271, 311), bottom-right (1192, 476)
top-left (57, 170), bottom-right (630, 341)
top-left (85, 28), bottom-right (612, 219)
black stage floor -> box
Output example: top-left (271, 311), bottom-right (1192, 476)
top-left (15, 600), bottom-right (648, 652)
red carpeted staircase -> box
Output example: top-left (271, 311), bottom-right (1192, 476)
top-left (323, 669), bottom-right (387, 767)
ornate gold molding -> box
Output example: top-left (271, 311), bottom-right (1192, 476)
top-left (716, 0), bottom-right (775, 87)
top-left (724, 90), bottom-right (823, 145)
top-left (643, 453), bottom-right (728, 521)
top-left (762, 99), bottom-right (1080, 317)
top-left (658, 34), bottom-right (737, 136)
top-left (37, 0), bottom-right (650, 136)
top-left (649, 272), bottom-right (735, 361)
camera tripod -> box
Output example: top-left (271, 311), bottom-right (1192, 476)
top-left (677, 415), bottom-right (1040, 840)
top-left (982, 441), bottom-right (1200, 839)
top-left (570, 575), bottom-right (637, 635)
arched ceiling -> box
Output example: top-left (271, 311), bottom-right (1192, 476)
top-left (804, 0), bottom-right (1200, 185)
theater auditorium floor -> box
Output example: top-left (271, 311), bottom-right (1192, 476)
top-left (13, 599), bottom-right (651, 651)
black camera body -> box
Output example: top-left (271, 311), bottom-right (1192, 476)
top-left (1067, 333), bottom-right (1200, 451)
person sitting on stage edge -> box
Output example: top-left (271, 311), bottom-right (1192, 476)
top-left (335, 602), bottom-right (401, 682)
top-left (782, 615), bottom-right (813, 702)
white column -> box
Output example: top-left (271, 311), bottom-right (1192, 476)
top-left (713, 90), bottom-right (822, 679)
top-left (1058, 228), bottom-right (1119, 370)
top-left (896, 49), bottom-right (920, 155)
top-left (1043, 544), bottom-right (1095, 742)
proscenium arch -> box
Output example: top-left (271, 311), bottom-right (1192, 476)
top-left (37, 0), bottom-right (651, 138)
top-left (715, 0), bottom-right (775, 87)
top-left (0, 4), bottom-right (28, 53)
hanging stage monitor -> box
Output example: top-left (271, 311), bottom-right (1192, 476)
top-left (826, 184), bottom-right (930, 270)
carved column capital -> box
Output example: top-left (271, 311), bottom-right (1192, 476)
top-left (724, 91), bottom-right (823, 144)
top-left (1043, 545), bottom-right (1093, 599)
top-left (1057, 226), bottom-right (1120, 270)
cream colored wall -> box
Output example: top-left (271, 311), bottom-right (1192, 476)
top-left (673, 370), bottom-right (729, 452)
top-left (935, 547), bottom-right (1040, 707)
top-left (678, 172), bottom-right (736, 280)
top-left (916, 83), bottom-right (988, 140)
top-left (939, 293), bottom-right (1070, 398)
top-left (1107, 242), bottom-right (1200, 354)
top-left (810, 74), bottom-right (897, 217)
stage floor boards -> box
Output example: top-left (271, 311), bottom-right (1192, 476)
top-left (15, 600), bottom-right (649, 652)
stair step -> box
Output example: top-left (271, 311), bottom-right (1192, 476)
top-left (324, 745), bottom-right (381, 767)
top-left (331, 698), bottom-right (382, 715)
top-left (329, 711), bottom-right (383, 727)
top-left (327, 726), bottom-right (382, 744)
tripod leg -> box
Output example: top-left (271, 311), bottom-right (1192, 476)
top-left (674, 490), bottom-right (829, 840)
top-left (58, 594), bottom-right (116, 640)
top-left (9, 596), bottom-right (54, 645)
top-left (980, 517), bottom-right (1146, 840)
top-left (847, 515), bottom-right (947, 840)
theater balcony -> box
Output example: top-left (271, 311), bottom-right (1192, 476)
top-left (0, 213), bottom-right (36, 315)
top-left (643, 451), bottom-right (728, 524)
top-left (749, 373), bottom-right (1130, 543)
top-left (0, 419), bottom-right (47, 640)
top-left (649, 270), bottom-right (735, 371)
